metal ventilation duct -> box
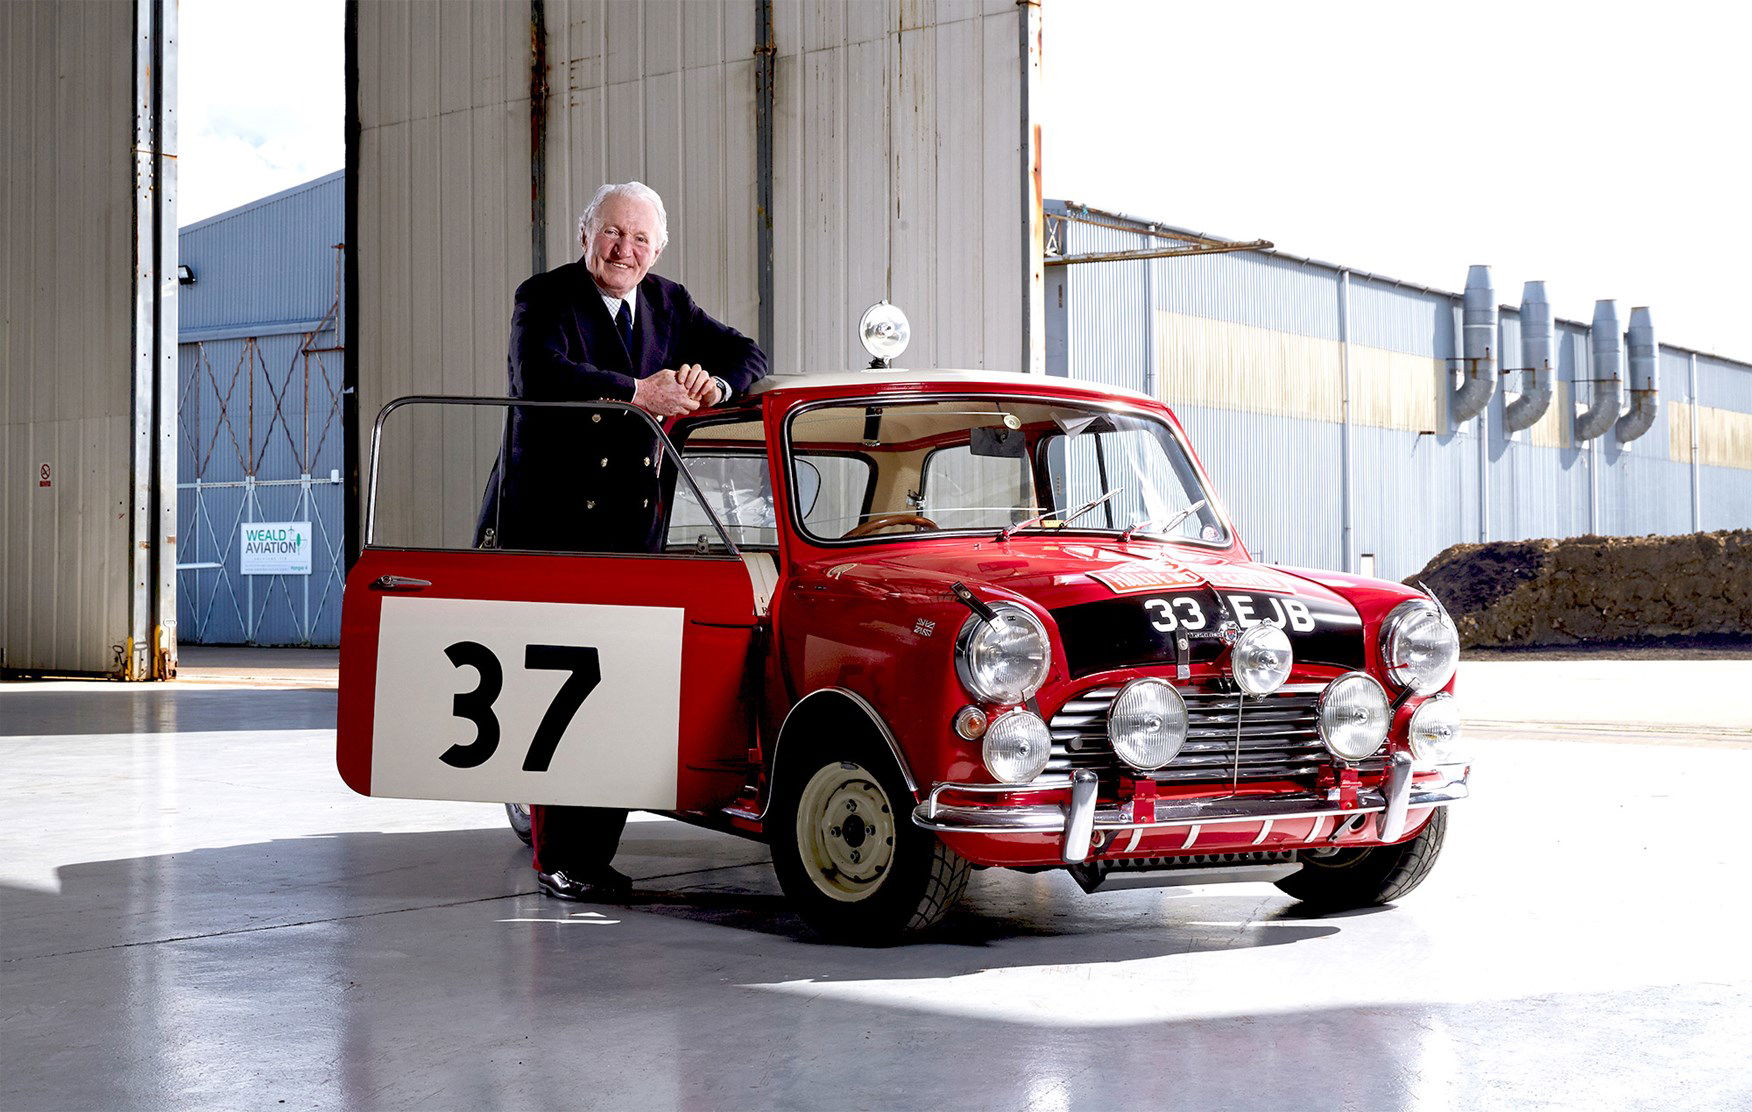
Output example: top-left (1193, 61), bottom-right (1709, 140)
top-left (1615, 306), bottom-right (1658, 443)
top-left (1452, 265), bottom-right (1497, 422)
top-left (1575, 300), bottom-right (1624, 442)
top-left (1503, 280), bottom-right (1555, 431)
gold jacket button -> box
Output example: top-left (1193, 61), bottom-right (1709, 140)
top-left (585, 500), bottom-right (596, 510)
top-left (600, 458), bottom-right (609, 467)
top-left (643, 456), bottom-right (651, 467)
top-left (591, 413), bottom-right (601, 423)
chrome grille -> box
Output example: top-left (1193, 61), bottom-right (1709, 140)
top-left (1048, 682), bottom-right (1363, 784)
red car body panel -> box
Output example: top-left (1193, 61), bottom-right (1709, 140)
top-left (339, 372), bottom-right (1464, 873)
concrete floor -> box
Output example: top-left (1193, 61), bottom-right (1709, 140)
top-left (3, 657), bottom-right (1751, 1110)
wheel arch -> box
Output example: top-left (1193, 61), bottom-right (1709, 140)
top-left (764, 688), bottom-right (919, 818)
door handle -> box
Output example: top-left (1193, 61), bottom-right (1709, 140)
top-left (371, 575), bottom-right (432, 591)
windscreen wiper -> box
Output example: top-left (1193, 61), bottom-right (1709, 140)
top-left (1119, 499), bottom-right (1207, 543)
top-left (999, 488), bottom-right (1126, 541)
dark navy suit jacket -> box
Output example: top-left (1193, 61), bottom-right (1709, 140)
top-left (475, 261), bottom-right (768, 552)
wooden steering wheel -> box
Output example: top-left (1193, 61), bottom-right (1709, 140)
top-left (843, 513), bottom-right (940, 538)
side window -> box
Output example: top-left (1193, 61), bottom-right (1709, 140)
top-left (795, 454), bottom-right (873, 538)
top-left (921, 444), bottom-right (1037, 529)
top-left (669, 453), bottom-right (777, 551)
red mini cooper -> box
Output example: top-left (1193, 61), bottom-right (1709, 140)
top-left (338, 313), bottom-right (1469, 943)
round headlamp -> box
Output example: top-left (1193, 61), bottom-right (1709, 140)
top-left (1231, 623), bottom-right (1293, 696)
top-left (955, 605), bottom-right (1052, 705)
top-left (982, 709), bottom-right (1051, 784)
top-left (1107, 678), bottom-right (1188, 771)
top-left (858, 301), bottom-right (911, 365)
top-left (1381, 599), bottom-right (1459, 695)
top-left (1317, 671), bottom-right (1390, 761)
top-left (1409, 693), bottom-right (1466, 764)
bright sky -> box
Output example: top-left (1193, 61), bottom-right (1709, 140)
top-left (1041, 0), bottom-right (1752, 358)
top-left (177, 0), bottom-right (1750, 358)
top-left (176, 0), bottom-right (343, 227)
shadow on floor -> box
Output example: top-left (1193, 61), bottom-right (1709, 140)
top-left (4, 818), bottom-right (1339, 974)
top-left (0, 685), bottom-right (337, 737)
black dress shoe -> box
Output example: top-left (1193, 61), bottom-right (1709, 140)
top-left (537, 867), bottom-right (632, 902)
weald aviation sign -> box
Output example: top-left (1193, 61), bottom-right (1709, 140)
top-left (240, 521), bottom-right (313, 576)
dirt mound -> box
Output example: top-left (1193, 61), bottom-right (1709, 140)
top-left (1405, 530), bottom-right (1752, 648)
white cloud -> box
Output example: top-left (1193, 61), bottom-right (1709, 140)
top-left (176, 0), bottom-right (343, 225)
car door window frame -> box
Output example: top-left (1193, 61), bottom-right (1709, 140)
top-left (366, 395), bottom-right (743, 557)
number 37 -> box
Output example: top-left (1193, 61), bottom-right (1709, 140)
top-left (438, 642), bottom-right (601, 773)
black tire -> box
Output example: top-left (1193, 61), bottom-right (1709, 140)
top-left (770, 747), bottom-right (971, 945)
top-left (506, 802), bottom-right (533, 846)
top-left (1274, 806), bottom-right (1448, 911)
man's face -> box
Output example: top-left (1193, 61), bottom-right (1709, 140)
top-left (585, 194), bottom-right (661, 298)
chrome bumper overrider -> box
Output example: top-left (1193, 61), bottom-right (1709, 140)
top-left (912, 754), bottom-right (1470, 864)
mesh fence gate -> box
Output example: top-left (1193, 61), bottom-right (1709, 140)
top-left (176, 293), bottom-right (345, 646)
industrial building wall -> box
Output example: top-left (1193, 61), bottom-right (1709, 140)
top-left (1049, 201), bottom-right (1752, 581)
top-left (353, 0), bottom-right (1037, 548)
top-left (178, 174), bottom-right (345, 647)
top-left (1, 1), bottom-right (176, 677)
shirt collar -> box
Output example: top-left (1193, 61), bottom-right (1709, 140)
top-left (599, 290), bottom-right (635, 325)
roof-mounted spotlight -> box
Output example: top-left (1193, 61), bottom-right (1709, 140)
top-left (859, 301), bottom-right (910, 369)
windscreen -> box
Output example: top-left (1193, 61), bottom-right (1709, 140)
top-left (785, 397), bottom-right (1226, 545)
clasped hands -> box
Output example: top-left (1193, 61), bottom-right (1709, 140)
top-left (631, 363), bottom-right (719, 417)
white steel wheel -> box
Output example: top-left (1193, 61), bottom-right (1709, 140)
top-left (793, 761), bottom-right (898, 902)
top-left (770, 748), bottom-right (973, 945)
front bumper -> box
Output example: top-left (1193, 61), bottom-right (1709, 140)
top-left (912, 753), bottom-right (1470, 864)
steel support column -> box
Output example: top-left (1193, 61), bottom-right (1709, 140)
top-left (1338, 271), bottom-right (1355, 573)
top-left (1019, 0), bottom-right (1044, 374)
top-left (130, 0), bottom-right (177, 680)
top-left (1689, 352), bottom-right (1702, 530)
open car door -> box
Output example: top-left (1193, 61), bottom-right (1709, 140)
top-left (336, 398), bottom-right (770, 814)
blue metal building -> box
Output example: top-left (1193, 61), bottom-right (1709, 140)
top-left (177, 172), bottom-right (345, 646)
top-left (1046, 200), bottom-right (1752, 580)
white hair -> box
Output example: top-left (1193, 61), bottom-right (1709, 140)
top-left (577, 181), bottom-right (668, 252)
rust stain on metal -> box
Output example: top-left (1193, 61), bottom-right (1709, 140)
top-left (529, 0), bottom-right (550, 271)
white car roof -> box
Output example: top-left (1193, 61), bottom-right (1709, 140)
top-left (748, 369), bottom-right (1159, 405)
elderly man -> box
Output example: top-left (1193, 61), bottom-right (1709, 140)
top-left (476, 180), bottom-right (768, 901)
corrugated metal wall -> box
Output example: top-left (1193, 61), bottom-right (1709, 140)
top-left (1, 0), bottom-right (176, 677)
top-left (770, 0), bottom-right (1028, 372)
top-left (1050, 200), bottom-right (1752, 581)
top-left (543, 1), bottom-right (760, 340)
top-left (354, 0), bottom-right (1035, 550)
top-left (177, 174), bottom-right (346, 646)
top-left (355, 1), bottom-right (535, 553)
